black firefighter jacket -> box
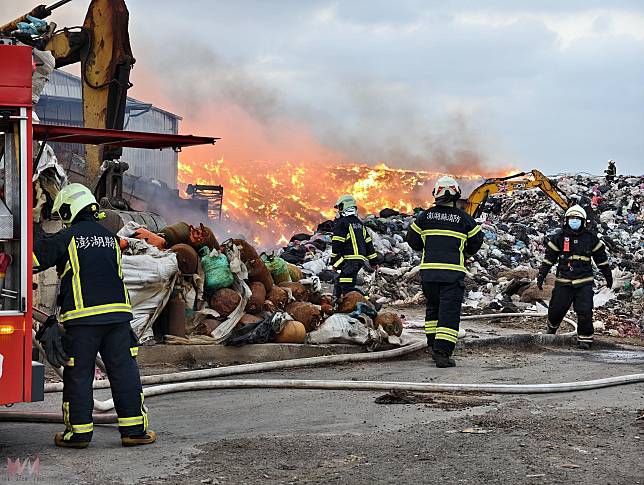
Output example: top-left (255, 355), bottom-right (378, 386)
top-left (330, 215), bottom-right (378, 269)
top-left (405, 205), bottom-right (483, 283)
top-left (538, 227), bottom-right (610, 287)
top-left (33, 214), bottom-right (132, 326)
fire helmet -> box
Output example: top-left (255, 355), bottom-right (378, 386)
top-left (334, 194), bottom-right (357, 212)
top-left (564, 204), bottom-right (587, 221)
top-left (52, 183), bottom-right (99, 225)
top-left (432, 176), bottom-right (461, 203)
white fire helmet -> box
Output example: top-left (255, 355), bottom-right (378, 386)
top-left (432, 176), bottom-right (461, 201)
top-left (564, 204), bottom-right (587, 220)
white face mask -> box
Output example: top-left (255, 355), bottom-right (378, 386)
top-left (568, 218), bottom-right (583, 231)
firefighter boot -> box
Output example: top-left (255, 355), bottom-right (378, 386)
top-left (54, 432), bottom-right (90, 449)
top-left (545, 322), bottom-right (558, 335)
top-left (122, 430), bottom-right (157, 447)
top-left (577, 341), bottom-right (592, 350)
top-left (432, 349), bottom-right (456, 368)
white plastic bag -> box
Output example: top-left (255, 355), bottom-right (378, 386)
top-left (122, 251), bottom-right (179, 341)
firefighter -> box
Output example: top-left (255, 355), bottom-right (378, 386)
top-left (605, 159), bottom-right (617, 183)
top-left (405, 176), bottom-right (483, 368)
top-left (330, 194), bottom-right (378, 298)
top-left (33, 183), bottom-right (156, 448)
top-left (537, 204), bottom-right (612, 349)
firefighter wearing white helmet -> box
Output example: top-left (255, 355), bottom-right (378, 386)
top-left (405, 175), bottom-right (483, 368)
top-left (537, 204), bottom-right (612, 350)
top-left (330, 194), bottom-right (378, 297)
top-left (33, 183), bottom-right (156, 448)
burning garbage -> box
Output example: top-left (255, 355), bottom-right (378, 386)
top-left (277, 174), bottom-right (644, 339)
top-left (118, 173), bottom-right (642, 347)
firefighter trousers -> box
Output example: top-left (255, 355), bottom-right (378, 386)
top-left (548, 283), bottom-right (594, 344)
top-left (61, 322), bottom-right (148, 441)
top-left (421, 280), bottom-right (465, 355)
top-left (334, 260), bottom-right (363, 298)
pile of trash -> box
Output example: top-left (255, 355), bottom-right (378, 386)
top-left (117, 222), bottom-right (404, 348)
top-left (279, 174), bottom-right (644, 338)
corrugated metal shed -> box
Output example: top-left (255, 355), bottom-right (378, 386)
top-left (35, 69), bottom-right (181, 189)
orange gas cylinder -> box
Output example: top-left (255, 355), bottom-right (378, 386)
top-left (133, 228), bottom-right (166, 249)
top-left (274, 321), bottom-right (306, 343)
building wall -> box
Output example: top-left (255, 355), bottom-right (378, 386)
top-left (35, 70), bottom-right (181, 189)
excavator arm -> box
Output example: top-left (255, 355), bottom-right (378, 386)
top-left (463, 169), bottom-right (569, 218)
top-left (44, 0), bottom-right (135, 194)
top-left (3, 0), bottom-right (134, 204)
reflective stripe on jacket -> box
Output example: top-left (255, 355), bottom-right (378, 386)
top-left (405, 205), bottom-right (483, 283)
top-left (33, 216), bottom-right (132, 325)
top-left (538, 228), bottom-right (610, 287)
top-left (331, 215), bottom-right (378, 268)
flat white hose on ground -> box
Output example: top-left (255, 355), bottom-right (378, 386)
top-left (18, 311), bottom-right (606, 417)
top-left (90, 373), bottom-right (644, 412)
top-left (45, 340), bottom-right (428, 393)
top-left (43, 312), bottom-right (577, 393)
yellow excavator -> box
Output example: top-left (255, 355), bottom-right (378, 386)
top-left (2, 0), bottom-right (135, 204)
top-left (461, 169), bottom-right (570, 218)
top-left (1, 0), bottom-right (193, 231)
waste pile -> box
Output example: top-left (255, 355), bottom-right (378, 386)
top-left (279, 174), bottom-right (644, 339)
top-left (117, 222), bottom-right (404, 348)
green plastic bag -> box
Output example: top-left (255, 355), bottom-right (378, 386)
top-left (262, 255), bottom-right (291, 284)
top-left (201, 248), bottom-right (234, 291)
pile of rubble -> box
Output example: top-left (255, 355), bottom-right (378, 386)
top-left (117, 222), bottom-right (403, 348)
top-left (279, 174), bottom-right (644, 339)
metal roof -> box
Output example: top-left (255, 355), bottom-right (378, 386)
top-left (42, 69), bottom-right (182, 120)
top-left (33, 123), bottom-right (218, 149)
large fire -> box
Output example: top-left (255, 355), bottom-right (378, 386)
top-left (178, 159), bottom-right (488, 248)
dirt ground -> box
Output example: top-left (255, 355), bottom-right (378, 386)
top-left (150, 407), bottom-right (643, 485)
top-left (3, 316), bottom-right (643, 485)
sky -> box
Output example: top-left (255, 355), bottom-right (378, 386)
top-left (2, 0), bottom-right (643, 175)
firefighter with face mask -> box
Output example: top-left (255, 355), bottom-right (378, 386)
top-left (330, 195), bottom-right (378, 297)
top-left (33, 183), bottom-right (156, 448)
top-left (537, 204), bottom-right (612, 349)
top-left (405, 176), bottom-right (483, 368)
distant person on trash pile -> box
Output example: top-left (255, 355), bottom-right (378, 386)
top-left (536, 204), bottom-right (613, 350)
top-left (33, 183), bottom-right (156, 449)
top-left (605, 159), bottom-right (617, 183)
top-left (405, 176), bottom-right (483, 368)
top-left (330, 194), bottom-right (379, 298)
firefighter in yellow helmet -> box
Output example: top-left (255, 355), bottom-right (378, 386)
top-left (537, 204), bottom-right (612, 349)
top-left (33, 183), bottom-right (156, 448)
top-left (405, 176), bottom-right (483, 368)
top-left (330, 195), bottom-right (378, 298)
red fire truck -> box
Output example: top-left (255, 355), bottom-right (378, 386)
top-left (0, 42), bottom-right (216, 406)
top-left (0, 43), bottom-right (38, 406)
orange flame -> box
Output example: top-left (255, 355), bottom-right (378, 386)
top-left (178, 158), bottom-right (493, 248)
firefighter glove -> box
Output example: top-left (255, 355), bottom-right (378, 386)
top-left (35, 315), bottom-right (69, 368)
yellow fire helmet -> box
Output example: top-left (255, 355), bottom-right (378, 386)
top-left (334, 194), bottom-right (357, 211)
top-left (52, 183), bottom-right (99, 225)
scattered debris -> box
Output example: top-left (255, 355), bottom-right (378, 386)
top-left (461, 427), bottom-right (492, 434)
top-left (374, 390), bottom-right (494, 409)
top-left (278, 174), bottom-right (644, 338)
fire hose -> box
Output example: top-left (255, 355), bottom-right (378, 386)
top-left (4, 312), bottom-right (640, 423)
top-left (40, 312), bottom-right (578, 393)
